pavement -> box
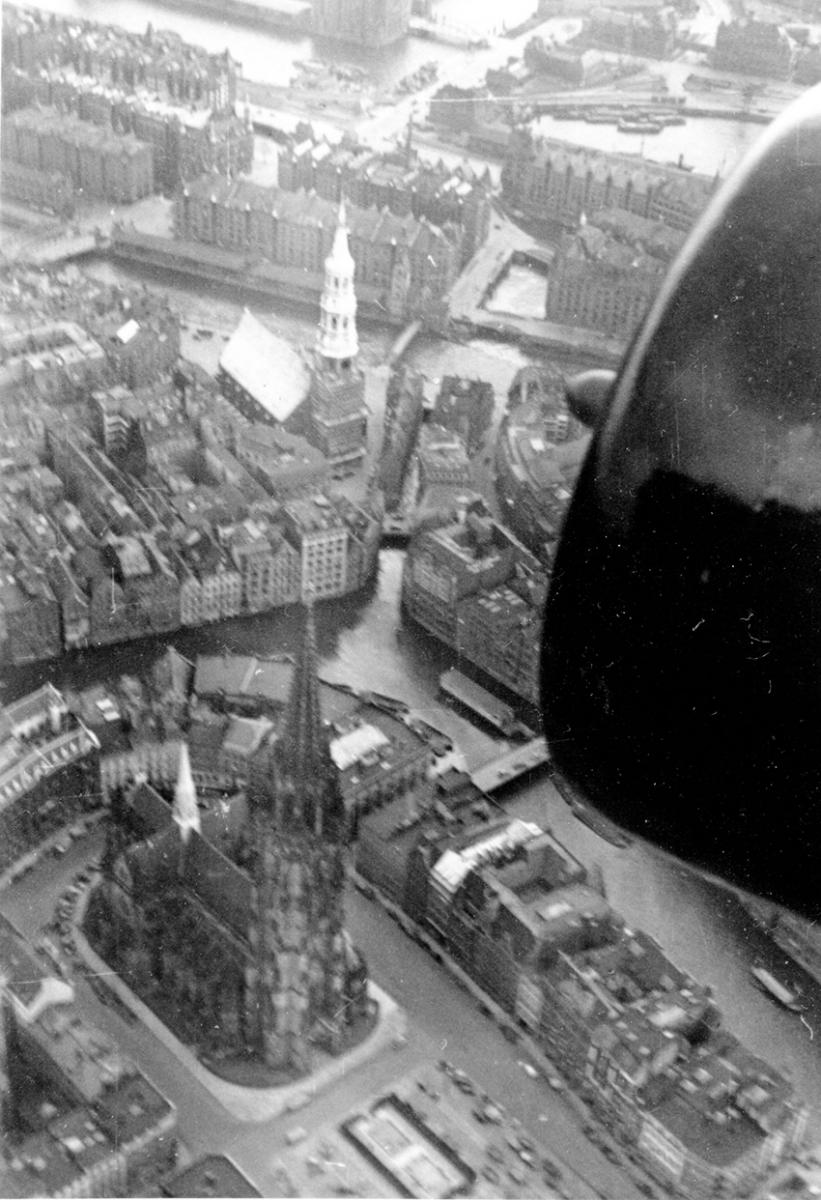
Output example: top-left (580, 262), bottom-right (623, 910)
top-left (74, 893), bottom-right (405, 1122)
top-left (0, 823), bottom-right (645, 1198)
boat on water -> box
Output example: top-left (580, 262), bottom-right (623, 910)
top-left (618, 118), bottom-right (663, 134)
top-left (741, 898), bottom-right (821, 989)
top-left (750, 965), bottom-right (806, 1013)
top-left (584, 109), bottom-right (621, 124)
top-left (569, 800), bottom-right (633, 848)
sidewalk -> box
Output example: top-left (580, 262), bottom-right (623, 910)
top-left (72, 885), bottom-right (405, 1123)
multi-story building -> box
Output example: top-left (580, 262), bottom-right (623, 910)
top-left (234, 425), bottom-right (329, 499)
top-left (546, 219), bottom-right (669, 336)
top-left (227, 519), bottom-right (301, 613)
top-left (2, 3), bottom-right (239, 114)
top-left (416, 425), bottom-right (473, 495)
top-left (0, 320), bottom-right (106, 403)
top-left (712, 19), bottom-right (796, 79)
top-left (311, 0), bottom-right (411, 47)
top-left (583, 5), bottom-right (678, 57)
top-left (402, 511), bottom-right (548, 702)
top-left (502, 128), bottom-right (716, 232)
top-left (45, 551), bottom-right (91, 650)
top-left (432, 376), bottom-right (495, 457)
top-left (0, 160), bottom-right (74, 217)
top-left (278, 134), bottom-right (491, 266)
top-left (0, 565), bottom-right (62, 665)
top-left (309, 202), bottom-right (368, 467)
top-left (2, 106), bottom-right (154, 203)
top-left (354, 789), bottom-right (808, 1199)
top-left (0, 919), bottom-right (177, 1197)
top-left (0, 685), bottom-right (100, 873)
top-left (403, 508), bottom-right (519, 637)
top-left (283, 497), bottom-right (349, 602)
top-left (175, 177), bottom-right (461, 322)
top-left (175, 534), bottom-right (242, 626)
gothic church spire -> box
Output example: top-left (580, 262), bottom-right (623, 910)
top-left (172, 741), bottom-right (200, 844)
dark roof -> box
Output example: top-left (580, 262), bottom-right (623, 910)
top-left (162, 1154), bottom-right (262, 1198)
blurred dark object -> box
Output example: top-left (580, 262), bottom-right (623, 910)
top-left (542, 85), bottom-right (821, 920)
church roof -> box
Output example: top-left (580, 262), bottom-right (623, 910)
top-left (219, 308), bottom-right (309, 423)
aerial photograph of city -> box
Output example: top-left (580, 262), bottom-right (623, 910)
top-left (1, 0), bottom-right (821, 1194)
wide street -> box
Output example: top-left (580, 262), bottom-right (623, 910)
top-left (0, 823), bottom-right (642, 1198)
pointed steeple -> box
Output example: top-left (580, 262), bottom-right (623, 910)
top-left (172, 742), bottom-right (200, 844)
top-left (276, 595), bottom-right (346, 841)
top-left (316, 197), bottom-right (358, 366)
top-left (279, 590), bottom-right (323, 778)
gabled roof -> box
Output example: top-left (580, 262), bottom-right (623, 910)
top-left (219, 308), bottom-right (309, 423)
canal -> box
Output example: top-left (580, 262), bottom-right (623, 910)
top-left (5, 543), bottom-right (821, 1140)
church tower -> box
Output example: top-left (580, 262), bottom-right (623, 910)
top-left (244, 597), bottom-right (367, 1073)
top-left (172, 742), bottom-right (200, 844)
top-left (309, 200), bottom-right (368, 468)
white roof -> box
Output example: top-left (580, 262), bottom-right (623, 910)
top-left (432, 818), bottom-right (541, 895)
top-left (220, 308), bottom-right (309, 423)
top-left (116, 318), bottom-right (140, 344)
top-left (330, 724), bottom-right (389, 771)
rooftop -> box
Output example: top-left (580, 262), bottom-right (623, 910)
top-left (219, 308), bottom-right (309, 423)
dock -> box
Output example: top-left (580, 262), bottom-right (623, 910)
top-left (470, 737), bottom-right (550, 793)
top-left (439, 668), bottom-right (519, 736)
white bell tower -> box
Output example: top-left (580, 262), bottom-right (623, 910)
top-left (316, 199), bottom-right (359, 368)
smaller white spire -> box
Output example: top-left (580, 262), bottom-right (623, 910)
top-left (328, 198), bottom-right (355, 277)
top-left (172, 742), bottom-right (200, 844)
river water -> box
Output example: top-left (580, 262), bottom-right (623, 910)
top-left (9, 0), bottom-right (821, 1155)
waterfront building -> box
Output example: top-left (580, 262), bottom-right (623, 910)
top-left (0, 161), bottom-right (74, 217)
top-left (278, 134), bottom-right (491, 267)
top-left (634, 1030), bottom-right (808, 1198)
top-left (311, 0), bottom-right (411, 47)
top-left (174, 177), bottom-right (460, 322)
top-left (712, 19), bottom-right (796, 79)
top-left (0, 685), bottom-right (100, 874)
top-left (1, 3), bottom-right (245, 192)
top-left (378, 367), bottom-right (425, 510)
top-left (502, 129), bottom-right (716, 232)
top-left (355, 781), bottom-right (807, 1199)
top-left (283, 497), bottom-right (349, 602)
top-left (495, 378), bottom-right (586, 559)
top-left (402, 510), bottom-right (547, 701)
top-left (523, 37), bottom-right (615, 86)
top-left (309, 202), bottom-right (368, 467)
top-left (402, 509), bottom-right (517, 643)
top-left (0, 567), bottom-right (61, 665)
top-left (2, 3), bottom-right (239, 113)
top-left (2, 106), bottom-right (153, 203)
top-left (546, 217), bottom-right (670, 336)
top-left (227, 519), bottom-right (301, 612)
top-left (218, 308), bottom-right (310, 429)
top-left (583, 5), bottom-right (678, 57)
top-left (45, 552), bottom-right (91, 651)
top-left (88, 603), bottom-right (371, 1074)
top-left (432, 376), bottom-right (495, 457)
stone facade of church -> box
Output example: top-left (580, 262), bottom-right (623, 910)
top-left (85, 603), bottom-right (370, 1076)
